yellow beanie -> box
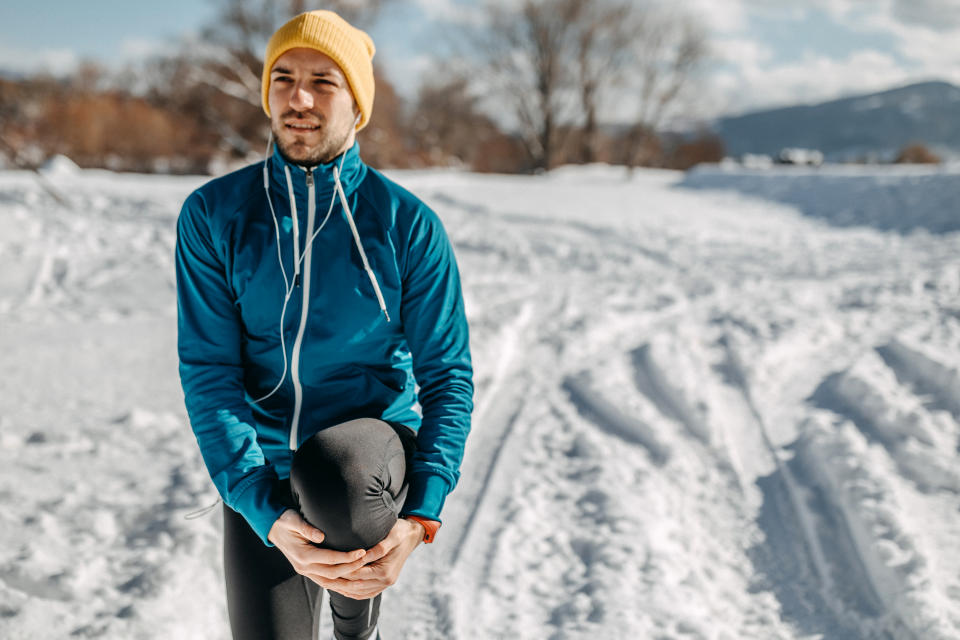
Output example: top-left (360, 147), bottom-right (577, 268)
top-left (261, 10), bottom-right (376, 130)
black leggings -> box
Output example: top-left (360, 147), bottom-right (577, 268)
top-left (223, 418), bottom-right (416, 640)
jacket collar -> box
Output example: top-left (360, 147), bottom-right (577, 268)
top-left (269, 141), bottom-right (366, 201)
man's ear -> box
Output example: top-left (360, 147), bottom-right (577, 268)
top-left (352, 99), bottom-right (362, 126)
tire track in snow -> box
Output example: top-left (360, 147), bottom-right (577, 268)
top-left (385, 302), bottom-right (538, 639)
top-left (629, 310), bottom-right (908, 636)
top-left (630, 343), bottom-right (712, 444)
top-left (440, 302), bottom-right (542, 636)
top-left (809, 354), bottom-right (960, 493)
top-left (876, 339), bottom-right (960, 420)
top-left (721, 336), bottom-right (926, 639)
top-left (560, 371), bottom-right (670, 463)
top-left (627, 334), bottom-right (768, 499)
top-left (426, 200), bottom-right (669, 635)
top-left (448, 301), bottom-right (537, 565)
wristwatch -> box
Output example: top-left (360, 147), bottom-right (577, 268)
top-left (403, 515), bottom-right (441, 543)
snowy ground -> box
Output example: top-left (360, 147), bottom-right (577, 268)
top-left (1, 160), bottom-right (958, 639)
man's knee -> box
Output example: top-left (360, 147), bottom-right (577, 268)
top-left (290, 418), bottom-right (408, 551)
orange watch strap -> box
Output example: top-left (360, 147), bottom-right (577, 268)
top-left (404, 515), bottom-right (440, 543)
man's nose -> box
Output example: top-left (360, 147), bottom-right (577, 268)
top-left (289, 86), bottom-right (314, 111)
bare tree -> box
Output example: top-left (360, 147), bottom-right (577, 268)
top-left (623, 10), bottom-right (708, 168)
top-left (357, 66), bottom-right (413, 169)
top-left (469, 0), bottom-right (706, 171)
top-left (409, 72), bottom-right (510, 168)
top-left (573, 0), bottom-right (633, 163)
top-left (475, 0), bottom-right (585, 171)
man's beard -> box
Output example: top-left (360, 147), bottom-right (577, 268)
top-left (271, 113), bottom-right (353, 167)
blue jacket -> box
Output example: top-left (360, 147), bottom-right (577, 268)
top-left (176, 142), bottom-right (473, 545)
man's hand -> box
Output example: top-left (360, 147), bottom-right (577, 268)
top-left (320, 517), bottom-right (425, 600)
top-left (267, 509), bottom-right (369, 588)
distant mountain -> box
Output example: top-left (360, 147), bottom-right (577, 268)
top-left (714, 81), bottom-right (960, 161)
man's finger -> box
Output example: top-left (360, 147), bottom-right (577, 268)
top-left (300, 524), bottom-right (324, 544)
top-left (288, 546), bottom-right (364, 577)
top-left (341, 564), bottom-right (382, 580)
top-left (308, 575), bottom-right (363, 598)
top-left (302, 547), bottom-right (366, 566)
top-left (305, 554), bottom-right (370, 580)
top-left (361, 540), bottom-right (392, 565)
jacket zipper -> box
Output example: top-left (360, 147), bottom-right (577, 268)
top-left (288, 168), bottom-right (316, 450)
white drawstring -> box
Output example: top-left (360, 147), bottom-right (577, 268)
top-left (252, 150), bottom-right (346, 405)
top-left (184, 497), bottom-right (222, 520)
top-left (333, 165), bottom-right (391, 323)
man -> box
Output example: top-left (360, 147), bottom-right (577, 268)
top-left (175, 10), bottom-right (473, 640)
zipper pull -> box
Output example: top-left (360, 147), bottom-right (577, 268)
top-left (305, 168), bottom-right (313, 188)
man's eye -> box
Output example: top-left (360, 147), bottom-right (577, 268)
top-left (273, 76), bottom-right (292, 83)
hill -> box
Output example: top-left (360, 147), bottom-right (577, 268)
top-left (715, 81), bottom-right (960, 161)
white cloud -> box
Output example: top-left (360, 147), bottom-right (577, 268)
top-left (859, 7), bottom-right (960, 63)
top-left (892, 0), bottom-right (960, 30)
top-left (709, 49), bottom-right (919, 116)
top-left (410, 0), bottom-right (485, 26)
top-left (786, 0), bottom-right (960, 60)
top-left (805, 0), bottom-right (867, 21)
top-left (688, 0), bottom-right (960, 117)
top-left (0, 46), bottom-right (79, 76)
top-left (0, 38), bottom-right (178, 79)
top-left (118, 37), bottom-right (177, 63)
top-left (670, 0), bottom-right (751, 34)
top-left (712, 37), bottom-right (774, 67)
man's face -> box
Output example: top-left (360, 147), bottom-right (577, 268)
top-left (268, 47), bottom-right (359, 167)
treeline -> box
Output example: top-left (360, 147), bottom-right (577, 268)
top-left (0, 0), bottom-right (723, 175)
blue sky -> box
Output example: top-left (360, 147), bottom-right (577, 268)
top-left (2, 0), bottom-right (959, 119)
top-left (0, 1), bottom-right (217, 69)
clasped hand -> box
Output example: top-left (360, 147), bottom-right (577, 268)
top-left (268, 509), bottom-right (425, 600)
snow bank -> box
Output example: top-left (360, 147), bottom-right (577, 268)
top-left (39, 154), bottom-right (81, 178)
top-left (679, 164), bottom-right (960, 234)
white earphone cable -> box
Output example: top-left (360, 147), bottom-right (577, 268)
top-left (253, 133), bottom-right (293, 404)
top-left (251, 144), bottom-right (349, 405)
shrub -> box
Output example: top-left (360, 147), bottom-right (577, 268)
top-left (894, 143), bottom-right (941, 164)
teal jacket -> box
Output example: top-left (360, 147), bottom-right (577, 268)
top-left (176, 143), bottom-right (473, 544)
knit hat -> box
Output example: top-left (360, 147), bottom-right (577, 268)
top-left (261, 10), bottom-right (376, 130)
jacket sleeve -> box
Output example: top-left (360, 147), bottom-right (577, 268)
top-left (176, 190), bottom-right (287, 545)
top-left (398, 204), bottom-right (474, 523)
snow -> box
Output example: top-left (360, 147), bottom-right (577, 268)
top-left (39, 155), bottom-right (81, 178)
top-left (681, 164), bottom-right (960, 234)
top-left (1, 161), bottom-right (959, 639)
